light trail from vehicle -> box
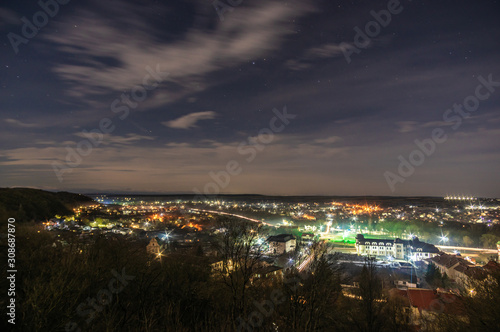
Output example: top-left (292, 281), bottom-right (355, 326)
top-left (190, 208), bottom-right (273, 226)
top-left (297, 254), bottom-right (314, 272)
top-left (436, 245), bottom-right (497, 253)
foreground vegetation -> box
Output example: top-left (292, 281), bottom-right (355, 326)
top-left (1, 220), bottom-right (499, 332)
top-left (0, 188), bottom-right (93, 223)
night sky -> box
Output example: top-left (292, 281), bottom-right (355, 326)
top-left (1, 0), bottom-right (499, 197)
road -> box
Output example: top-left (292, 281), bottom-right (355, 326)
top-left (297, 253), bottom-right (314, 272)
top-left (190, 208), bottom-right (273, 226)
top-left (436, 245), bottom-right (497, 253)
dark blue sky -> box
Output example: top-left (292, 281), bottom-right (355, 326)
top-left (1, 0), bottom-right (499, 197)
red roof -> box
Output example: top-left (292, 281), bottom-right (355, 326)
top-left (483, 260), bottom-right (500, 274)
top-left (407, 289), bottom-right (437, 310)
top-left (394, 289), bottom-right (465, 315)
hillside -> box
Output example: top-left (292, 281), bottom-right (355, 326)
top-left (0, 188), bottom-right (95, 222)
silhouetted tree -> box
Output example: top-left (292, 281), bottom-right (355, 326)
top-left (347, 258), bottom-right (384, 332)
top-left (211, 217), bottom-right (263, 326)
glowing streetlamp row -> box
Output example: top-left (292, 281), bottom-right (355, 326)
top-left (444, 196), bottom-right (477, 201)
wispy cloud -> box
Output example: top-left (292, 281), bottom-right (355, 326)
top-left (44, 0), bottom-right (315, 111)
top-left (422, 120), bottom-right (457, 128)
top-left (397, 118), bottom-right (472, 133)
top-left (305, 43), bottom-right (346, 58)
top-left (314, 136), bottom-right (343, 144)
top-left (5, 118), bottom-right (43, 128)
top-left (396, 121), bottom-right (419, 133)
top-left (163, 111), bottom-right (216, 129)
top-left (1, 127), bottom-right (499, 195)
top-left (285, 42), bottom-right (350, 70)
top-left (73, 133), bottom-right (155, 145)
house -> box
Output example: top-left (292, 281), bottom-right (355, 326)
top-left (208, 257), bottom-right (241, 274)
top-left (355, 234), bottom-right (440, 261)
top-left (395, 280), bottom-right (418, 289)
top-left (429, 255), bottom-right (500, 287)
top-left (147, 238), bottom-right (163, 254)
top-left (483, 260), bottom-right (500, 275)
top-left (426, 253), bottom-right (475, 286)
top-left (251, 265), bottom-right (283, 284)
top-left (209, 257), bottom-right (225, 272)
top-left (390, 288), bottom-right (466, 329)
top-left (301, 232), bottom-right (317, 242)
top-left (267, 234), bottom-right (296, 254)
top-left (409, 239), bottom-right (441, 261)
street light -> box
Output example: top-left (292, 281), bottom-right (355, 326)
top-left (155, 249), bottom-right (164, 261)
top-left (163, 229), bottom-right (173, 240)
top-left (439, 235), bottom-right (449, 243)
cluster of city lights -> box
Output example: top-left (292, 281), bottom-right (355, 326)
top-left (330, 202), bottom-right (381, 215)
top-left (444, 196), bottom-right (477, 201)
top-left (466, 204), bottom-right (486, 210)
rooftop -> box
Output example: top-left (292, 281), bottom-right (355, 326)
top-left (268, 234), bottom-right (296, 243)
top-left (392, 288), bottom-right (465, 315)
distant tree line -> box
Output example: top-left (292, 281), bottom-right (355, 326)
top-left (0, 188), bottom-right (94, 223)
top-left (355, 218), bottom-right (500, 249)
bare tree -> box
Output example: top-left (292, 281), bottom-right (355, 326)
top-left (347, 257), bottom-right (385, 332)
top-left (211, 217), bottom-right (264, 324)
top-left (279, 242), bottom-right (345, 331)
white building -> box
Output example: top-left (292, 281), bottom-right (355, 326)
top-left (147, 238), bottom-right (161, 254)
top-left (355, 234), bottom-right (440, 261)
top-left (267, 234), bottom-right (296, 255)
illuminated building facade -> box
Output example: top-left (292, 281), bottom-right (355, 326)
top-left (355, 234), bottom-right (440, 261)
top-left (267, 234), bottom-right (296, 254)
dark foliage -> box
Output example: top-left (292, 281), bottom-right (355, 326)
top-left (4, 221), bottom-right (499, 331)
top-left (0, 188), bottom-right (94, 222)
